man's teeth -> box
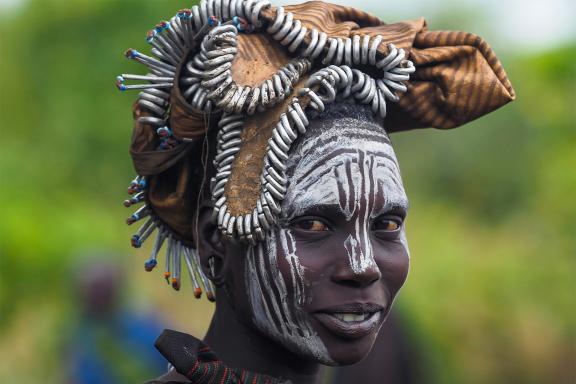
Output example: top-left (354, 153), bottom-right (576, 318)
top-left (332, 313), bottom-right (369, 322)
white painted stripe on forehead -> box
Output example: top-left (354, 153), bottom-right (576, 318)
top-left (286, 121), bottom-right (399, 178)
top-left (292, 146), bottom-right (402, 189)
top-left (288, 121), bottom-right (393, 164)
top-left (283, 131), bottom-right (407, 221)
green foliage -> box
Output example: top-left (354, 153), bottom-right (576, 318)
top-left (0, 1), bottom-right (574, 383)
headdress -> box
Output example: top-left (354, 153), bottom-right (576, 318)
top-left (117, 0), bottom-right (515, 300)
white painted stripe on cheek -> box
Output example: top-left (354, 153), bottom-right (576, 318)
top-left (245, 233), bottom-right (334, 363)
top-left (280, 229), bottom-right (307, 307)
top-left (267, 231), bottom-right (303, 336)
top-left (245, 245), bottom-right (283, 336)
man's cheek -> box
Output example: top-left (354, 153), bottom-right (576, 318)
top-left (375, 242), bottom-right (410, 294)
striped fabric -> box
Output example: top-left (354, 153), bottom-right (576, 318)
top-left (153, 0), bottom-right (516, 146)
top-left (257, 0), bottom-right (515, 131)
top-left (185, 346), bottom-right (282, 384)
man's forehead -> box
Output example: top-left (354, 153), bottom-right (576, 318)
top-left (283, 145), bottom-right (408, 218)
top-left (290, 145), bottom-right (401, 188)
top-left (290, 120), bottom-right (393, 161)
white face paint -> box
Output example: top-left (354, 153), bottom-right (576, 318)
top-left (245, 234), bottom-right (334, 364)
top-left (244, 117), bottom-right (409, 364)
top-left (284, 121), bottom-right (410, 273)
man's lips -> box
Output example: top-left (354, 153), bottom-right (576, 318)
top-left (312, 303), bottom-right (385, 339)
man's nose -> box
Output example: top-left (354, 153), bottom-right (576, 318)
top-left (330, 254), bottom-right (382, 288)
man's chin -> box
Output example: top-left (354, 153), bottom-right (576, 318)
top-left (310, 310), bottom-right (384, 365)
top-left (320, 334), bottom-right (379, 366)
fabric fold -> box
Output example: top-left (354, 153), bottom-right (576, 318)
top-left (125, 0), bottom-right (515, 246)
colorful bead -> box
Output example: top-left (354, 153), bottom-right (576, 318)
top-left (144, 259), bottom-right (157, 271)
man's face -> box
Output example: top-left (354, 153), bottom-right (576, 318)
top-left (227, 117), bottom-right (410, 365)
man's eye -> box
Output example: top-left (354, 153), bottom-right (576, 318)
top-left (373, 217), bottom-right (402, 232)
top-left (292, 219), bottom-right (330, 232)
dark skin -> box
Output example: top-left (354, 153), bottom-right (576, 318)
top-left (201, 243), bottom-right (322, 381)
top-left (195, 117), bottom-right (410, 384)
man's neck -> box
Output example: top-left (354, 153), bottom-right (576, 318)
top-left (203, 294), bottom-right (322, 384)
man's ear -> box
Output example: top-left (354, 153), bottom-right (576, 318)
top-left (195, 203), bottom-right (227, 286)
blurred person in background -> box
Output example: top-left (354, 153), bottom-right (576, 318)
top-left (64, 256), bottom-right (167, 384)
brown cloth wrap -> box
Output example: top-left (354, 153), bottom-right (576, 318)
top-left (129, 1), bottom-right (515, 242)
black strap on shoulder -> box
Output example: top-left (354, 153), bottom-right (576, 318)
top-left (154, 329), bottom-right (202, 378)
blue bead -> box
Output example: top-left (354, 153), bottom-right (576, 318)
top-left (131, 235), bottom-right (142, 248)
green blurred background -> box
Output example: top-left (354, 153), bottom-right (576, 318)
top-left (0, 0), bottom-right (574, 383)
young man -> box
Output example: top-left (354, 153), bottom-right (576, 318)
top-left (117, 1), bottom-right (514, 382)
